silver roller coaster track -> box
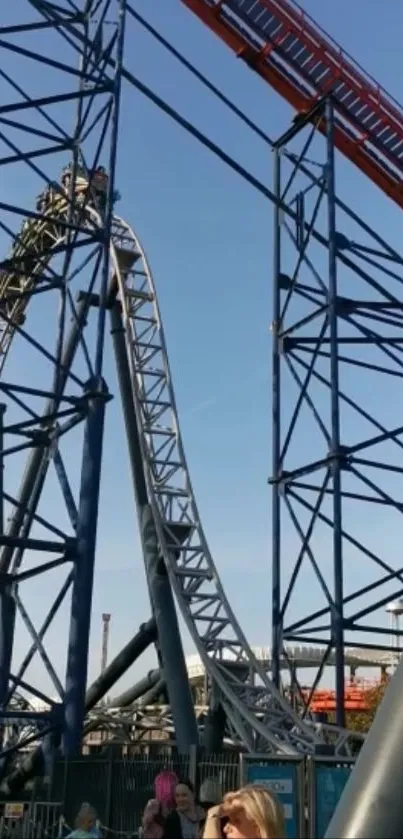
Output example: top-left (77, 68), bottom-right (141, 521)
top-left (1, 178), bottom-right (363, 757)
top-left (109, 214), bottom-right (364, 757)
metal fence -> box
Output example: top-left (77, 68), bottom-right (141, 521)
top-left (49, 749), bottom-right (240, 836)
top-left (0, 751), bottom-right (353, 838)
top-left (52, 750), bottom-right (192, 836)
top-left (0, 801), bottom-right (61, 839)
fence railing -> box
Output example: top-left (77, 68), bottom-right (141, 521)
top-left (0, 801), bottom-right (61, 838)
top-left (0, 750), bottom-right (354, 838)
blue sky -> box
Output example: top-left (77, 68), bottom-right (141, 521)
top-left (3, 0), bottom-right (403, 701)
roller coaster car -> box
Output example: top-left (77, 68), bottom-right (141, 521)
top-left (61, 163), bottom-right (109, 202)
top-left (30, 165), bottom-right (119, 232)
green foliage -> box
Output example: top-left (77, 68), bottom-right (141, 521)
top-left (346, 678), bottom-right (390, 733)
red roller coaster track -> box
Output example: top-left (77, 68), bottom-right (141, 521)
top-left (182, 0), bottom-right (403, 207)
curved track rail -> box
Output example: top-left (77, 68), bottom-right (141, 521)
top-left (1, 179), bottom-right (362, 756)
top-left (111, 217), bottom-right (362, 756)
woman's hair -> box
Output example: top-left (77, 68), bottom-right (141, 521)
top-left (154, 769), bottom-right (179, 809)
top-left (222, 784), bottom-right (286, 838)
top-left (176, 778), bottom-right (195, 794)
top-left (75, 802), bottom-right (97, 829)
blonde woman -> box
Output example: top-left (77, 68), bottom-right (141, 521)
top-left (203, 784), bottom-right (286, 839)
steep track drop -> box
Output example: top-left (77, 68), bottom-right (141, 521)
top-left (107, 212), bottom-right (362, 755)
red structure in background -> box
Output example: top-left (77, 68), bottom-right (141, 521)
top-left (304, 678), bottom-right (389, 712)
top-left (182, 0), bottom-right (403, 207)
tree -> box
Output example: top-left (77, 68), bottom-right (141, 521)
top-left (346, 676), bottom-right (390, 733)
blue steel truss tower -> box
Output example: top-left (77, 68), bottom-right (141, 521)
top-left (270, 98), bottom-right (403, 726)
top-left (0, 0), bottom-right (127, 759)
top-left (0, 0), bottom-right (199, 771)
top-left (178, 0), bottom-right (403, 730)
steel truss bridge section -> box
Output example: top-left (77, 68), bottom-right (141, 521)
top-left (185, 645), bottom-right (392, 682)
top-left (181, 0), bottom-right (403, 209)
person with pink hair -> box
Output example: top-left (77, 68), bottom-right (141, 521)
top-left (154, 770), bottom-right (178, 813)
top-left (140, 770), bottom-right (179, 838)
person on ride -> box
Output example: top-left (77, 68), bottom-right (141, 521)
top-left (202, 784), bottom-right (285, 839)
top-left (163, 780), bottom-right (204, 839)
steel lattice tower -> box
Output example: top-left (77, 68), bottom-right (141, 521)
top-left (0, 1), bottom-right (200, 775)
top-left (0, 0), bottom-right (127, 760)
top-left (177, 0), bottom-right (403, 728)
top-left (270, 99), bottom-right (403, 726)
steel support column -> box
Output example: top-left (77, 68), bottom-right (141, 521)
top-left (325, 99), bottom-right (345, 726)
top-left (142, 503), bottom-right (199, 751)
top-left (0, 585), bottom-right (16, 709)
top-left (62, 379), bottom-right (108, 756)
top-left (271, 148), bottom-right (282, 690)
top-left (0, 404), bottom-right (13, 711)
top-left (110, 302), bottom-right (198, 751)
top-left (111, 668), bottom-right (161, 708)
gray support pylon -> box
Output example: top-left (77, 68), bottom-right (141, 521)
top-left (326, 665), bottom-right (403, 838)
top-left (142, 504), bottom-right (199, 751)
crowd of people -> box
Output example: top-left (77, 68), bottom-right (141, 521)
top-left (139, 770), bottom-right (285, 839)
top-left (64, 770), bottom-right (285, 839)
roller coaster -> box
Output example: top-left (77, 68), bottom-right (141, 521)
top-left (0, 160), bottom-right (362, 760)
top-left (1, 0), bottom-right (403, 804)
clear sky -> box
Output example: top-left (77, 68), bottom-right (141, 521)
top-left (3, 0), bottom-right (403, 703)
